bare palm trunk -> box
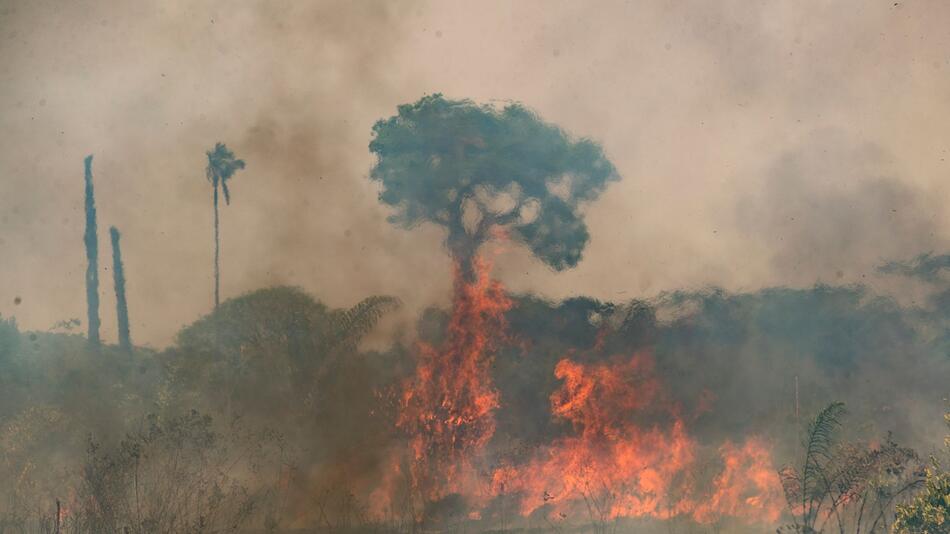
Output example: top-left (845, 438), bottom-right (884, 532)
top-left (83, 155), bottom-right (101, 349)
top-left (213, 180), bottom-right (220, 309)
top-left (110, 226), bottom-right (132, 354)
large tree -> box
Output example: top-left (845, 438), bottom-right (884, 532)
top-left (369, 94), bottom-right (618, 280)
top-left (369, 95), bottom-right (619, 511)
top-left (205, 143), bottom-right (245, 309)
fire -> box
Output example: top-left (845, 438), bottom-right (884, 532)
top-left (492, 354), bottom-right (697, 520)
top-left (380, 254), bottom-right (784, 528)
top-left (396, 255), bottom-right (512, 502)
top-left (492, 354), bottom-right (784, 525)
top-left (693, 438), bottom-right (785, 523)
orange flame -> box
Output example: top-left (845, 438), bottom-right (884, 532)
top-left (492, 353), bottom-right (784, 525)
top-left (396, 255), bottom-right (512, 502)
top-left (693, 438), bottom-right (785, 524)
top-left (492, 354), bottom-right (697, 520)
top-left (381, 256), bottom-right (784, 527)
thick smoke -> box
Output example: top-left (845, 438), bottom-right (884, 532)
top-left (2, 1), bottom-right (949, 532)
top-left (735, 131), bottom-right (945, 288)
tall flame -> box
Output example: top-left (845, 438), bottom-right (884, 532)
top-left (396, 255), bottom-right (512, 502)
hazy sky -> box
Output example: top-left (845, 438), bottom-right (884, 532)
top-left (1, 0), bottom-right (948, 347)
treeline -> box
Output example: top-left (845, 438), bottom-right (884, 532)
top-left (0, 131), bottom-right (946, 532)
top-left (0, 287), bottom-right (406, 533)
top-left (0, 278), bottom-right (947, 532)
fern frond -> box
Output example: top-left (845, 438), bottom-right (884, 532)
top-left (326, 296), bottom-right (400, 349)
top-left (801, 402), bottom-right (846, 524)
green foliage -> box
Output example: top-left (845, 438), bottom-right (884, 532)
top-left (170, 287), bottom-right (399, 416)
top-left (894, 463), bottom-right (950, 533)
top-left (780, 402), bottom-right (847, 530)
top-left (178, 287), bottom-right (398, 360)
top-left (893, 412), bottom-right (950, 533)
top-left (779, 403), bottom-right (926, 533)
top-left (369, 94), bottom-right (618, 271)
top-left (327, 294), bottom-right (401, 350)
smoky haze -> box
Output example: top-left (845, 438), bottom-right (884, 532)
top-left (1, 0), bottom-right (949, 346)
top-left (1, 2), bottom-right (949, 532)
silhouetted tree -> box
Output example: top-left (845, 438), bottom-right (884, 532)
top-left (82, 155), bottom-right (100, 348)
top-left (171, 287), bottom-right (399, 416)
top-left (369, 94), bottom-right (618, 281)
top-left (205, 143), bottom-right (245, 309)
top-left (109, 226), bottom-right (131, 355)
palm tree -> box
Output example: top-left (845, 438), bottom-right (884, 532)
top-left (205, 143), bottom-right (245, 309)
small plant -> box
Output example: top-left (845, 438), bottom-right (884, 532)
top-left (778, 402), bottom-right (925, 533)
top-left (892, 411), bottom-right (950, 534)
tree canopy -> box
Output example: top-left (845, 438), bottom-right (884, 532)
top-left (369, 94), bottom-right (618, 272)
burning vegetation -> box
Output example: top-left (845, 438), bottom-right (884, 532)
top-left (0, 94), bottom-right (948, 533)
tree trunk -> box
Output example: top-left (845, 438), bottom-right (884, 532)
top-left (451, 239), bottom-right (479, 284)
top-left (448, 215), bottom-right (481, 284)
top-left (214, 180), bottom-right (220, 309)
top-left (83, 155), bottom-right (101, 348)
top-left (110, 226), bottom-right (132, 355)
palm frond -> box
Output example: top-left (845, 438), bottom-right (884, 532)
top-left (800, 401), bottom-right (846, 521)
top-left (804, 402), bottom-right (846, 474)
top-left (326, 296), bottom-right (400, 349)
top-left (205, 142), bottom-right (245, 199)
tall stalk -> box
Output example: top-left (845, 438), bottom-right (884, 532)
top-left (213, 180), bottom-right (220, 309)
top-left (83, 155), bottom-right (100, 348)
top-left (110, 226), bottom-right (132, 354)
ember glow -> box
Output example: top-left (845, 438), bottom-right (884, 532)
top-left (378, 255), bottom-right (785, 528)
